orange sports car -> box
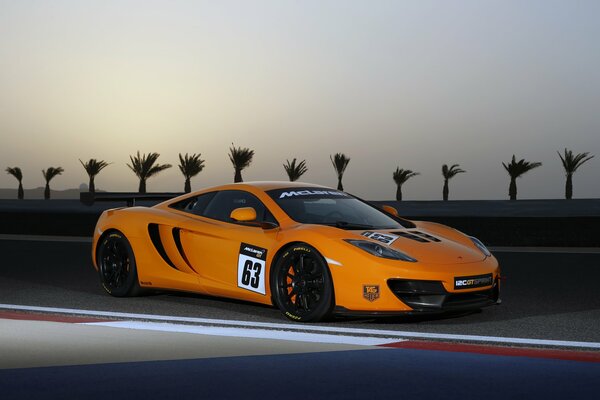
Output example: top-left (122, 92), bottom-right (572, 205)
top-left (92, 182), bottom-right (500, 322)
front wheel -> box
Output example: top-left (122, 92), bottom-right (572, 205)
top-left (97, 231), bottom-right (140, 297)
top-left (271, 244), bottom-right (334, 322)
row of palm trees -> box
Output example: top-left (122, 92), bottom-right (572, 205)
top-left (4, 146), bottom-right (595, 201)
top-left (330, 150), bottom-right (594, 201)
top-left (5, 166), bottom-right (65, 200)
top-left (388, 150), bottom-right (593, 201)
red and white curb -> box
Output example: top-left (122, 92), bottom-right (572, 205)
top-left (1, 304), bottom-right (600, 362)
top-left (0, 310), bottom-right (108, 324)
top-left (0, 308), bottom-right (399, 346)
top-left (381, 340), bottom-right (600, 363)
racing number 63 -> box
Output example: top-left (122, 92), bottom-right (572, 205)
top-left (241, 259), bottom-right (262, 289)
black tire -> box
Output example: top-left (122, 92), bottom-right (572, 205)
top-left (97, 231), bottom-right (140, 297)
top-left (271, 244), bottom-right (334, 322)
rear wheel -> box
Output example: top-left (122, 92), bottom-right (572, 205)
top-left (271, 244), bottom-right (334, 322)
top-left (97, 231), bottom-right (140, 297)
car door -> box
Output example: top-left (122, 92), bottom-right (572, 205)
top-left (178, 190), bottom-right (280, 303)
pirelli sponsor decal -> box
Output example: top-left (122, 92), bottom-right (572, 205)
top-left (454, 273), bottom-right (493, 290)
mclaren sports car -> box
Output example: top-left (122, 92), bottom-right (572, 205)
top-left (92, 182), bottom-right (500, 322)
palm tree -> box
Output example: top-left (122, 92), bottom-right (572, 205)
top-left (229, 144), bottom-right (254, 183)
top-left (392, 168), bottom-right (419, 201)
top-left (5, 167), bottom-right (24, 199)
top-left (558, 148), bottom-right (594, 200)
top-left (127, 151), bottom-right (172, 193)
top-left (79, 159), bottom-right (111, 194)
top-left (283, 158), bottom-right (308, 182)
top-left (42, 167), bottom-right (64, 200)
top-left (330, 153), bottom-right (350, 191)
top-left (502, 155), bottom-right (542, 200)
top-left (178, 153), bottom-right (205, 193)
top-left (442, 164), bottom-right (466, 201)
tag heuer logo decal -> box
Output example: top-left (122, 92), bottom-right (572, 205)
top-left (363, 285), bottom-right (380, 302)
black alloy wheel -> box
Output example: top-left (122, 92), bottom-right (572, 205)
top-left (97, 231), bottom-right (139, 297)
top-left (271, 244), bottom-right (334, 322)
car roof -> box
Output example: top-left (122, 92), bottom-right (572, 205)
top-left (156, 181), bottom-right (338, 225)
top-left (158, 181), bottom-right (336, 208)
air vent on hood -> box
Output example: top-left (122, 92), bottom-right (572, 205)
top-left (412, 231), bottom-right (441, 242)
top-left (391, 231), bottom-right (441, 243)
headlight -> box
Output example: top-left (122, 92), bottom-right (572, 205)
top-left (344, 239), bottom-right (417, 262)
top-left (470, 236), bottom-right (491, 257)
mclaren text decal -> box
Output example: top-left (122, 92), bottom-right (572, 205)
top-left (454, 274), bottom-right (493, 290)
top-left (361, 231), bottom-right (399, 246)
top-left (278, 190), bottom-right (348, 199)
top-left (237, 243), bottom-right (267, 295)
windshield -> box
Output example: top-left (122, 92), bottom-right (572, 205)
top-left (267, 188), bottom-right (411, 230)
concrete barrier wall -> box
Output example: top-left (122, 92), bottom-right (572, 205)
top-left (0, 200), bottom-right (152, 237)
top-left (1, 199), bottom-right (599, 246)
top-left (372, 200), bottom-right (600, 247)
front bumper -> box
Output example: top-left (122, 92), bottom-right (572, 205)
top-left (327, 250), bottom-right (501, 313)
top-left (387, 278), bottom-right (500, 312)
top-left (333, 278), bottom-right (500, 317)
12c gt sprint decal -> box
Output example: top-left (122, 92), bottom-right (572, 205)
top-left (454, 274), bottom-right (493, 290)
top-left (361, 231), bottom-right (399, 246)
top-left (237, 243), bottom-right (267, 295)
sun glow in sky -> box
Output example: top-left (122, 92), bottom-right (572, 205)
top-left (1, 0), bottom-right (599, 199)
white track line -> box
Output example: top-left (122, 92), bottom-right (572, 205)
top-left (1, 304), bottom-right (599, 349)
top-left (83, 321), bottom-right (399, 346)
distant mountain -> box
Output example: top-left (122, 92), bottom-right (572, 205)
top-left (0, 187), bottom-right (95, 199)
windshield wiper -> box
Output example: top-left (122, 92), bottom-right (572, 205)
top-left (322, 221), bottom-right (375, 230)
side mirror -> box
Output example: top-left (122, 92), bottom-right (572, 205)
top-left (230, 207), bottom-right (257, 222)
top-left (382, 205), bottom-right (399, 217)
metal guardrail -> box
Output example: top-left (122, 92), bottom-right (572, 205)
top-left (80, 192), bottom-right (184, 206)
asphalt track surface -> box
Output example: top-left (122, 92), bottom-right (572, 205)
top-left (1, 238), bottom-right (600, 399)
top-left (0, 239), bottom-right (599, 344)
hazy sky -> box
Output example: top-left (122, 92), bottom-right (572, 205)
top-left (1, 0), bottom-right (599, 200)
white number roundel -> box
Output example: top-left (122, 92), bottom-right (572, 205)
top-left (237, 243), bottom-right (267, 295)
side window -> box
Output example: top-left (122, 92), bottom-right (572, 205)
top-left (203, 190), bottom-right (277, 225)
top-left (169, 192), bottom-right (217, 216)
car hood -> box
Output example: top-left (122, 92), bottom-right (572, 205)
top-left (351, 228), bottom-right (486, 265)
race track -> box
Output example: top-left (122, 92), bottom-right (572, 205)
top-left (0, 238), bottom-right (599, 344)
top-left (0, 237), bottom-right (599, 399)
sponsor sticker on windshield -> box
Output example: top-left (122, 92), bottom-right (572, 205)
top-left (361, 231), bottom-right (399, 245)
top-left (268, 188), bottom-right (350, 200)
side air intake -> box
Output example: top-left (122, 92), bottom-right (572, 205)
top-left (148, 223), bottom-right (179, 270)
top-left (172, 228), bottom-right (196, 273)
